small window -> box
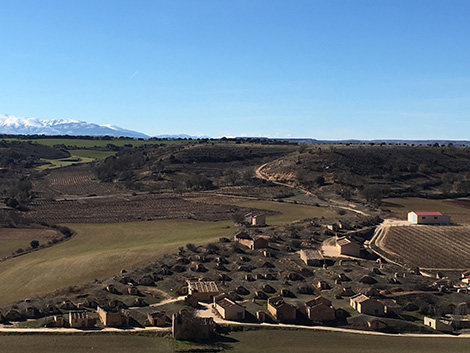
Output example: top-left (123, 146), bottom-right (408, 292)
top-left (434, 217), bottom-right (438, 219)
top-left (422, 216), bottom-right (426, 219)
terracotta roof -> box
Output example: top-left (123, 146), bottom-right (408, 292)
top-left (412, 211), bottom-right (443, 216)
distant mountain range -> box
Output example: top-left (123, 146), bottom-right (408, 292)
top-left (0, 114), bottom-right (149, 138)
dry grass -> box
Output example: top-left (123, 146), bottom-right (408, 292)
top-left (0, 228), bottom-right (59, 259)
top-left (222, 199), bottom-right (336, 225)
top-left (0, 219), bottom-right (234, 306)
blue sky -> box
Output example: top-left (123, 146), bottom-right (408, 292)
top-left (0, 0), bottom-right (469, 139)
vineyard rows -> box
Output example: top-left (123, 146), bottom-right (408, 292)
top-left (380, 225), bottom-right (470, 269)
top-left (27, 194), bottom-right (249, 223)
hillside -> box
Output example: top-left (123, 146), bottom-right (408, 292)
top-left (260, 144), bottom-right (470, 203)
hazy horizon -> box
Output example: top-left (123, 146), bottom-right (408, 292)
top-left (0, 1), bottom-right (469, 140)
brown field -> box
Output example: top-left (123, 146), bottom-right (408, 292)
top-left (33, 165), bottom-right (123, 198)
top-left (26, 194), bottom-right (255, 223)
top-left (0, 228), bottom-right (60, 259)
top-left (378, 225), bottom-right (470, 269)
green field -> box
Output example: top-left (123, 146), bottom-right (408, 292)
top-left (0, 219), bottom-right (234, 306)
top-left (1, 329), bottom-right (470, 353)
top-left (3, 137), bottom-right (189, 148)
top-left (382, 197), bottom-right (470, 224)
top-left (226, 200), bottom-right (336, 225)
top-left (35, 149), bottom-right (116, 170)
top-left (68, 149), bottom-right (117, 159)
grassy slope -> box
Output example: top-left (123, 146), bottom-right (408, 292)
top-left (0, 220), bottom-right (233, 306)
top-left (0, 201), bottom-right (331, 305)
top-left (1, 329), bottom-right (470, 353)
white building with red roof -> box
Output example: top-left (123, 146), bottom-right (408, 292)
top-left (408, 211), bottom-right (450, 225)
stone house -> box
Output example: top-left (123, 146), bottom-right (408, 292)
top-left (299, 249), bottom-right (324, 266)
top-left (69, 311), bottom-right (90, 328)
top-left (234, 231), bottom-right (269, 250)
top-left (408, 211), bottom-right (450, 225)
top-left (97, 306), bottom-right (130, 327)
top-left (172, 310), bottom-right (215, 341)
top-left (424, 317), bottom-right (453, 333)
top-left (147, 311), bottom-right (169, 326)
top-left (187, 280), bottom-right (219, 302)
top-left (24, 306), bottom-right (41, 319)
top-left (267, 296), bottom-right (296, 322)
top-left (213, 294), bottom-right (245, 321)
top-left (336, 237), bottom-right (361, 257)
top-left (127, 285), bottom-right (139, 295)
top-left (350, 294), bottom-right (385, 316)
top-left (378, 298), bottom-right (402, 315)
top-left (304, 296), bottom-right (336, 322)
top-left (245, 213), bottom-right (266, 226)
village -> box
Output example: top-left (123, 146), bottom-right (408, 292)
top-left (2, 209), bottom-right (470, 341)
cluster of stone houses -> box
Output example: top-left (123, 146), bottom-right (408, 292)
top-left (349, 294), bottom-right (401, 316)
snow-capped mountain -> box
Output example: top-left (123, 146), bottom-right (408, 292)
top-left (0, 114), bottom-right (149, 138)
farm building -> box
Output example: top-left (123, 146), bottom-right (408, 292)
top-left (187, 280), bottom-right (219, 302)
top-left (245, 212), bottom-right (266, 226)
top-left (424, 317), bottom-right (453, 333)
top-left (408, 211), bottom-right (450, 225)
top-left (147, 311), bottom-right (169, 326)
top-left (233, 231), bottom-right (269, 250)
top-left (336, 237), bottom-right (361, 257)
top-left (172, 310), bottom-right (215, 341)
top-left (378, 299), bottom-right (402, 315)
top-left (350, 294), bottom-right (385, 316)
top-left (267, 296), bottom-right (297, 322)
top-left (213, 294), bottom-right (245, 321)
top-left (97, 306), bottom-right (130, 327)
top-left (299, 249), bottom-right (324, 266)
top-left (69, 311), bottom-right (91, 328)
top-left (304, 296), bottom-right (335, 322)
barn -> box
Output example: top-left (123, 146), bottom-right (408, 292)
top-left (408, 211), bottom-right (450, 225)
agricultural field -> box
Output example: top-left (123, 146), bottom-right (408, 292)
top-left (375, 225), bottom-right (470, 269)
top-left (32, 165), bottom-right (123, 197)
top-left (0, 228), bottom-right (60, 259)
top-left (382, 197), bottom-right (470, 224)
top-left (184, 194), bottom-right (337, 224)
top-left (35, 150), bottom-right (117, 170)
top-left (2, 137), bottom-right (187, 148)
top-left (0, 219), bottom-right (234, 306)
top-left (1, 329), bottom-right (470, 353)
top-left (26, 194), bottom-right (256, 223)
